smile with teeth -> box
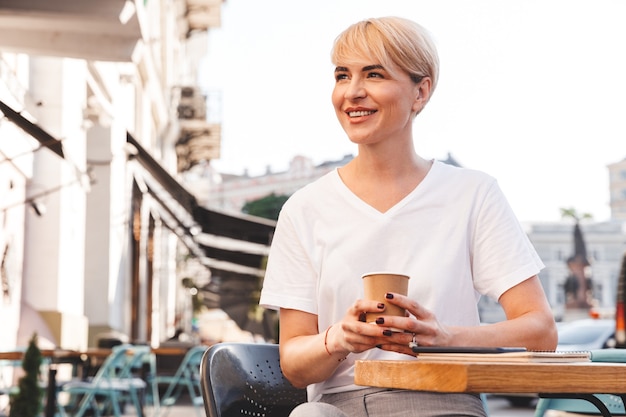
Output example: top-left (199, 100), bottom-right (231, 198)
top-left (348, 110), bottom-right (376, 118)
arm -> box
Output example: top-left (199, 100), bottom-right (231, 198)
top-left (278, 309), bottom-right (344, 388)
top-left (279, 297), bottom-right (396, 388)
top-left (448, 275), bottom-right (558, 350)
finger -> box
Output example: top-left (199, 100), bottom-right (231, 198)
top-left (342, 322), bottom-right (388, 352)
top-left (385, 293), bottom-right (432, 319)
top-left (352, 299), bottom-right (387, 320)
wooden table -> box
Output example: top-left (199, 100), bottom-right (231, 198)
top-left (1, 349), bottom-right (85, 417)
top-left (355, 359), bottom-right (626, 416)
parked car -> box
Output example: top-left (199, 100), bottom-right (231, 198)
top-left (500, 317), bottom-right (615, 407)
top-left (556, 318), bottom-right (616, 351)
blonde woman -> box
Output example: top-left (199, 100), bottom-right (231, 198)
top-left (260, 16), bottom-right (557, 417)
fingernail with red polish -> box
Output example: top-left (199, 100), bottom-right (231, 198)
top-left (385, 293), bottom-right (394, 299)
top-left (377, 303), bottom-right (385, 309)
top-left (375, 317), bottom-right (384, 324)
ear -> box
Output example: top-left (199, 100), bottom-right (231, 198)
top-left (412, 77), bottom-right (432, 114)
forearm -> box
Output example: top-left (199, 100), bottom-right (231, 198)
top-left (481, 276), bottom-right (558, 351)
top-left (280, 324), bottom-right (348, 388)
top-left (448, 308), bottom-right (557, 351)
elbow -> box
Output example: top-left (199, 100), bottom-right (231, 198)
top-left (519, 310), bottom-right (558, 351)
top-left (537, 315), bottom-right (559, 351)
top-left (544, 322), bottom-right (559, 351)
top-left (281, 365), bottom-right (309, 389)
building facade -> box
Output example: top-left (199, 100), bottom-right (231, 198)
top-left (609, 157), bottom-right (626, 221)
top-left (527, 220), bottom-right (626, 321)
top-left (0, 0), bottom-right (236, 354)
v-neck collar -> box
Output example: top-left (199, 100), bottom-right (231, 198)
top-left (331, 159), bottom-right (438, 218)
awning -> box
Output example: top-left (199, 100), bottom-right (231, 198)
top-left (144, 181), bottom-right (268, 271)
top-left (0, 99), bottom-right (65, 159)
top-left (0, 0), bottom-right (142, 62)
top-left (127, 132), bottom-right (275, 277)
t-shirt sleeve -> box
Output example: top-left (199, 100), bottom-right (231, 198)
top-left (259, 199), bottom-right (319, 314)
top-left (471, 179), bottom-right (544, 301)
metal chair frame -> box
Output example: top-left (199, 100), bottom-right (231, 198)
top-left (157, 345), bottom-right (207, 417)
top-left (61, 344), bottom-right (154, 417)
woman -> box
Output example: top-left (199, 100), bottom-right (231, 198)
top-left (259, 16), bottom-right (557, 417)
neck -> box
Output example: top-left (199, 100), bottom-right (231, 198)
top-left (351, 149), bottom-right (429, 179)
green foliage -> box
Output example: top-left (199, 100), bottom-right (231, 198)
top-left (242, 193), bottom-right (290, 221)
top-left (9, 333), bottom-right (43, 417)
top-left (560, 207), bottom-right (593, 222)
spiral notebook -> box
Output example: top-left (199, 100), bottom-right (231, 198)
top-left (412, 347), bottom-right (591, 363)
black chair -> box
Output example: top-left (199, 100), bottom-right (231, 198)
top-left (200, 342), bottom-right (307, 417)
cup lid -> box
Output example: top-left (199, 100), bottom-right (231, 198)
top-left (361, 272), bottom-right (410, 279)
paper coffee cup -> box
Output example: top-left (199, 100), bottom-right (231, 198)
top-left (362, 272), bottom-right (410, 324)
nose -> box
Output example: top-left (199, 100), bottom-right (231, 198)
top-left (344, 77), bottom-right (366, 100)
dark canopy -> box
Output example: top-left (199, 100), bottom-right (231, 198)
top-left (0, 99), bottom-right (65, 158)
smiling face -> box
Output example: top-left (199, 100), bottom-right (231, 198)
top-left (331, 58), bottom-right (427, 145)
top-left (330, 17), bottom-right (439, 147)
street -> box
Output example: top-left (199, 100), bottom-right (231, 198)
top-left (488, 395), bottom-right (537, 417)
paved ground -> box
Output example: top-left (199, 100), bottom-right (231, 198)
top-left (487, 395), bottom-right (537, 417)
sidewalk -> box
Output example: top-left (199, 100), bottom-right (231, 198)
top-left (121, 403), bottom-right (200, 417)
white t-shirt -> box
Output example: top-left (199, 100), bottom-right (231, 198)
top-left (259, 160), bottom-right (544, 401)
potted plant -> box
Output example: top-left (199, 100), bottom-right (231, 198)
top-left (9, 333), bottom-right (43, 417)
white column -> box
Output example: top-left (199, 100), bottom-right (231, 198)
top-left (83, 122), bottom-right (129, 340)
top-left (22, 56), bottom-right (88, 349)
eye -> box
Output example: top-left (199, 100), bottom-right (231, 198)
top-left (367, 71), bottom-right (384, 79)
top-left (335, 73), bottom-right (349, 82)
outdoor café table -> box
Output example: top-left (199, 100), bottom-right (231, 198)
top-left (354, 358), bottom-right (626, 417)
top-left (1, 345), bottom-right (191, 417)
top-left (0, 349), bottom-right (85, 417)
top-left (68, 346), bottom-right (190, 417)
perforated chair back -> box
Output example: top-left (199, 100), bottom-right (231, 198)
top-left (200, 342), bottom-right (307, 417)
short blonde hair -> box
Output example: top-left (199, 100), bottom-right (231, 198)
top-left (331, 16), bottom-right (440, 95)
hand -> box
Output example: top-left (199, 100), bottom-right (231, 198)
top-left (329, 299), bottom-right (388, 355)
top-left (371, 292), bottom-right (454, 355)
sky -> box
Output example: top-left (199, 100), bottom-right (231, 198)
top-left (200, 0), bottom-right (626, 223)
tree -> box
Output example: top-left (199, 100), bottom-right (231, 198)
top-left (242, 193), bottom-right (290, 221)
top-left (559, 207), bottom-right (592, 223)
top-left (9, 333), bottom-right (43, 417)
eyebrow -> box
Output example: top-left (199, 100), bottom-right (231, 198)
top-left (362, 64), bottom-right (385, 72)
top-left (334, 64), bottom-right (386, 73)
